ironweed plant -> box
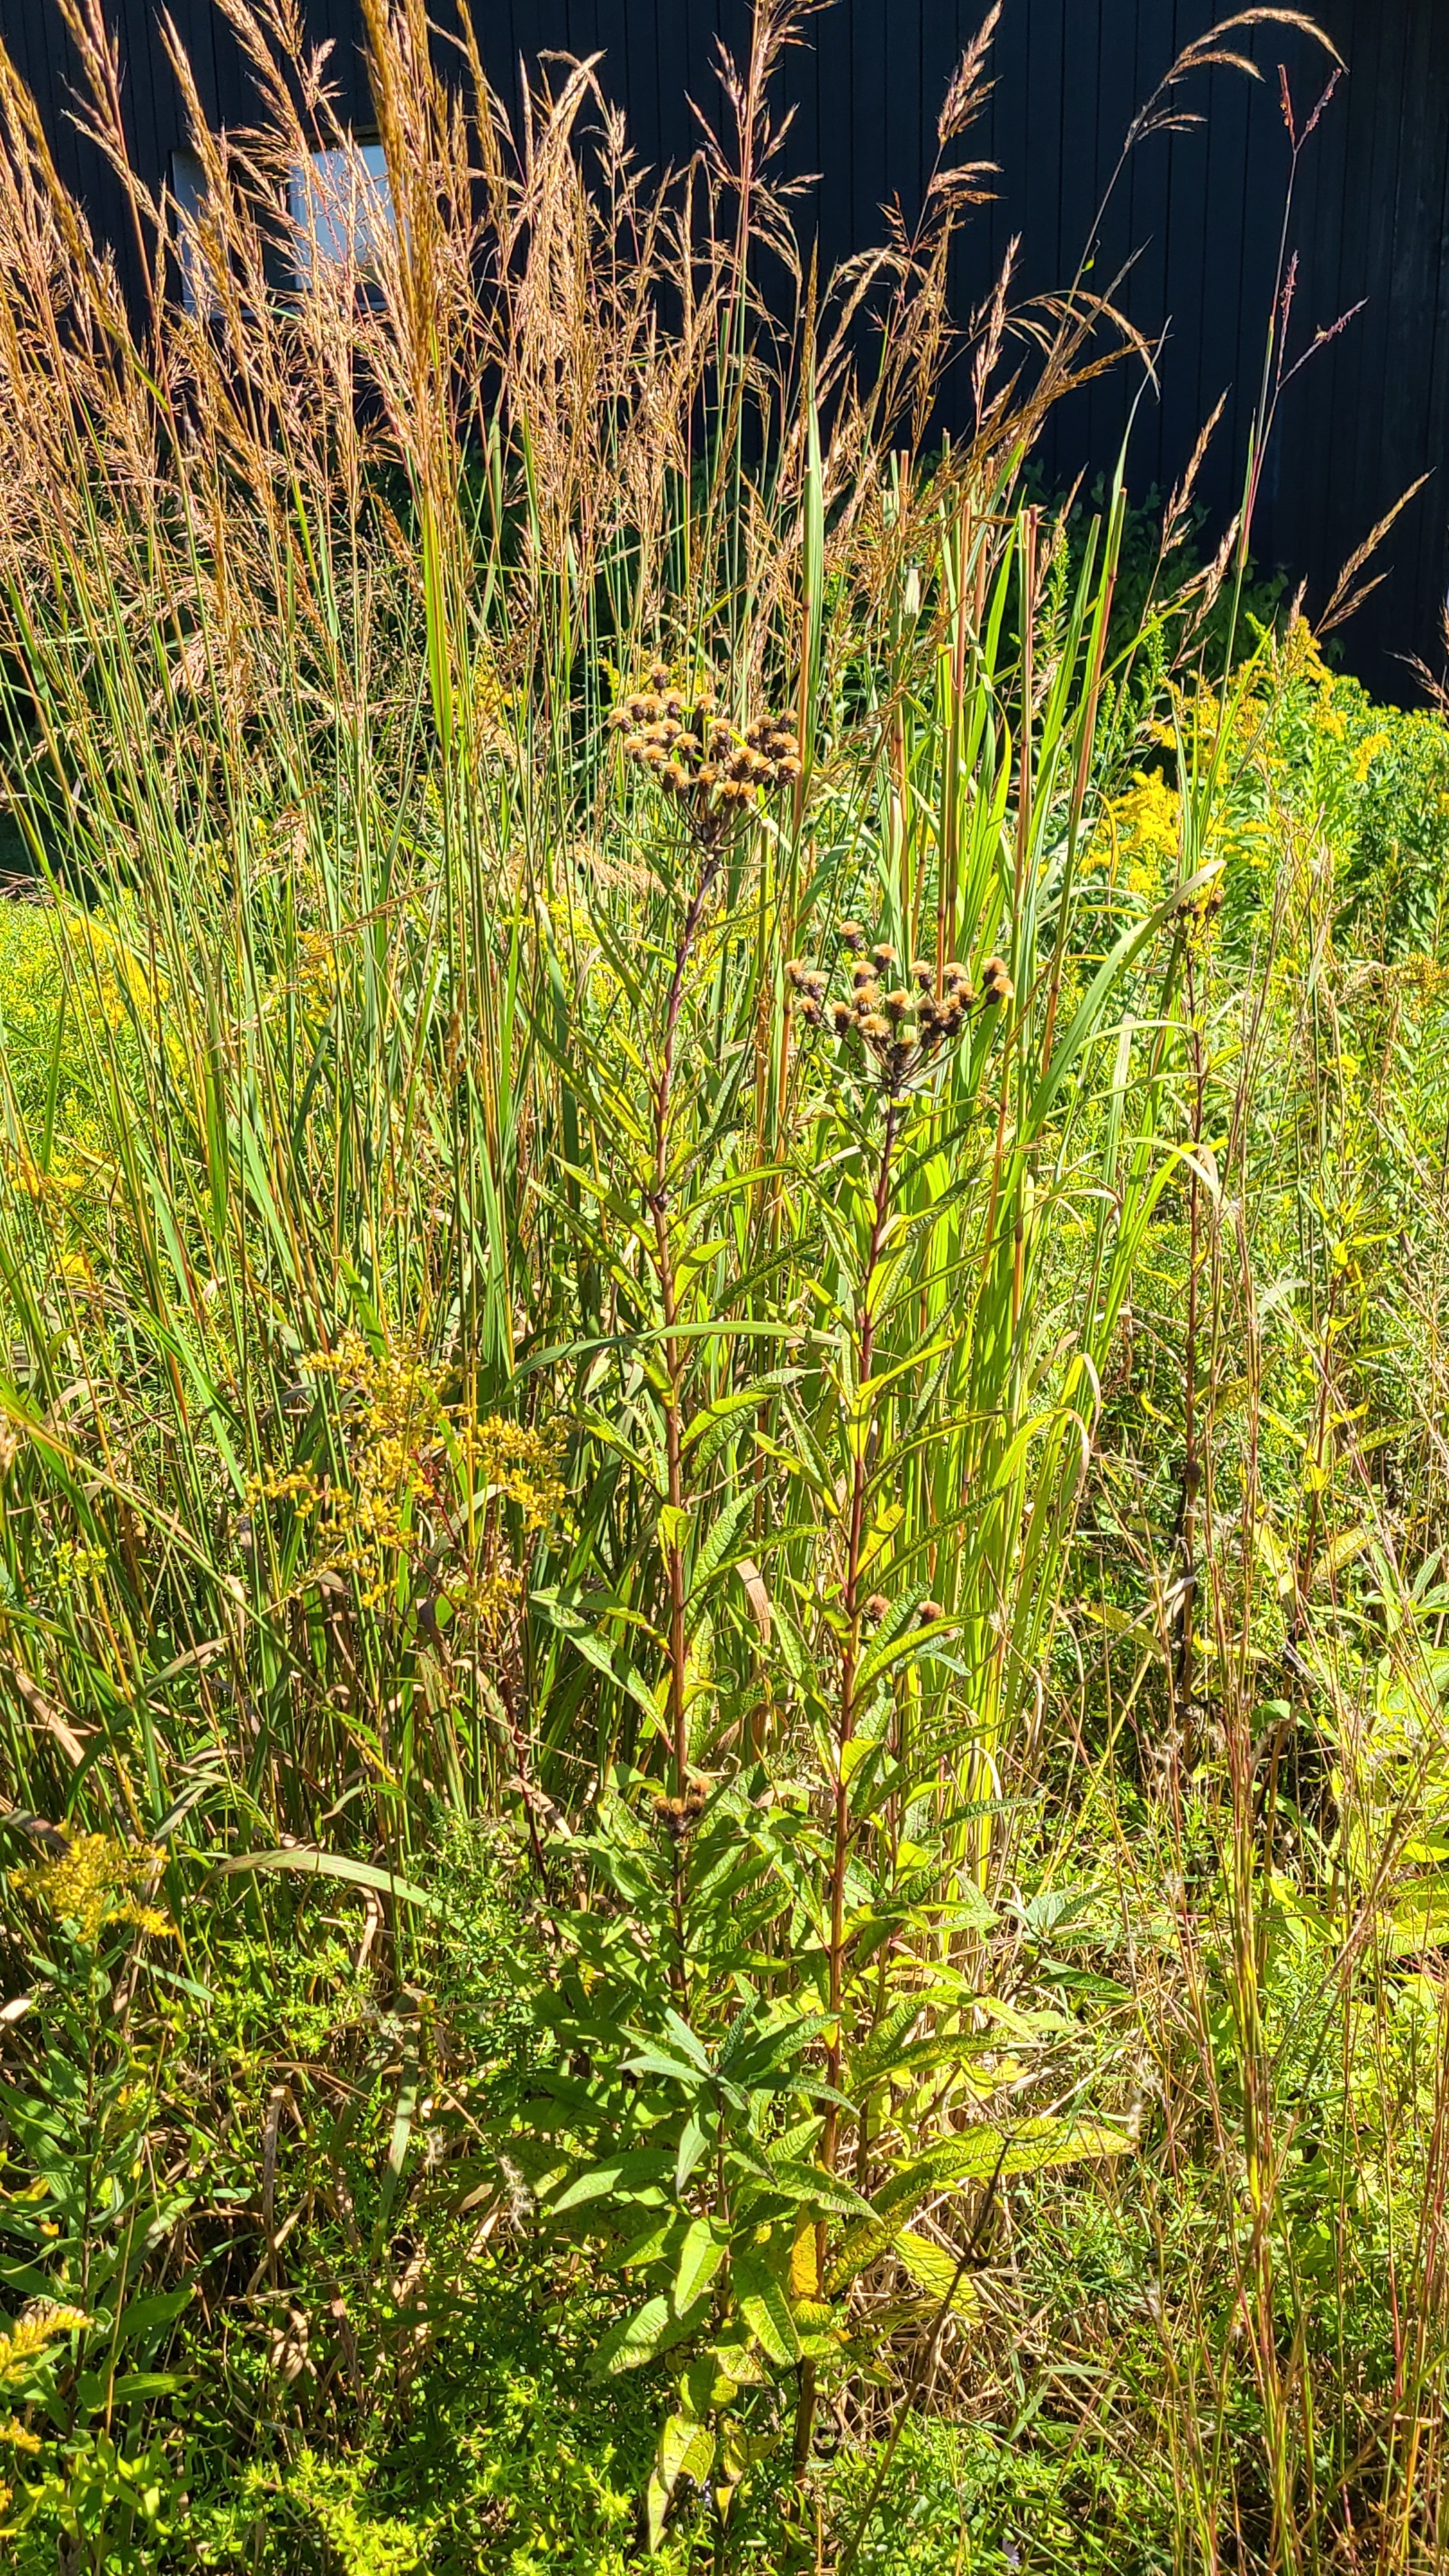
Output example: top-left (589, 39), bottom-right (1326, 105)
top-left (1, 1), bottom-right (1447, 2570)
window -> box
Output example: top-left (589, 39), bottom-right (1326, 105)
top-left (288, 143), bottom-right (394, 284)
top-left (168, 147), bottom-right (220, 318)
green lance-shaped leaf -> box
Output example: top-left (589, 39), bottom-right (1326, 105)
top-left (733, 2248), bottom-right (801, 2365)
top-left (828, 2119), bottom-right (1132, 2290)
top-left (1386, 1880), bottom-right (1449, 1957)
top-left (647, 2409), bottom-right (717, 2554)
top-left (894, 2229), bottom-right (981, 2319)
top-left (590, 2288), bottom-right (714, 2378)
top-left (673, 2216), bottom-right (727, 2312)
top-left (549, 2149), bottom-right (674, 2215)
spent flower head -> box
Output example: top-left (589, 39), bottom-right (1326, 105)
top-left (614, 666), bottom-right (802, 845)
top-left (790, 926), bottom-right (1013, 1097)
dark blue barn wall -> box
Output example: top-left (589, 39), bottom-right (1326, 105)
top-left (1, 0), bottom-right (1445, 696)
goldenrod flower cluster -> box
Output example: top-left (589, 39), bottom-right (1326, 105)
top-left (0, 2303), bottom-right (89, 2396)
top-left (245, 1331), bottom-right (445, 1606)
top-left (244, 1333), bottom-right (567, 1639)
top-left (469, 1416), bottom-right (566, 1537)
top-left (13, 1833), bottom-right (172, 1945)
top-left (0, 2303), bottom-right (89, 2487)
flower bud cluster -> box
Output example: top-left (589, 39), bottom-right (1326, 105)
top-left (786, 919), bottom-right (1014, 1094)
top-left (610, 663), bottom-right (801, 841)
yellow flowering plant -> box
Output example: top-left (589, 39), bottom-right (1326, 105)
top-left (0, 1831), bottom-right (194, 2558)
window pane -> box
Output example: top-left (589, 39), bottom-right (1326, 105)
top-left (169, 147), bottom-right (219, 316)
top-left (288, 144), bottom-right (394, 280)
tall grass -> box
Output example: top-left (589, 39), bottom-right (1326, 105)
top-left (1, 3), bottom-right (1447, 2571)
top-left (0, 0), bottom-right (1144, 1850)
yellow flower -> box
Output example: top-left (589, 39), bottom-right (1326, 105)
top-left (1094, 771), bottom-right (1182, 891)
top-left (1282, 613), bottom-right (1332, 688)
top-left (0, 2304), bottom-right (89, 2395)
top-left (468, 1417), bottom-right (565, 1534)
top-left (14, 1834), bottom-right (174, 1946)
top-left (1351, 730), bottom-right (1391, 784)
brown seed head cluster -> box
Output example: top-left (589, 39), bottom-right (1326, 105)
top-left (652, 1775), bottom-right (710, 1839)
top-left (785, 924), bottom-right (1014, 1092)
top-left (863, 1591), bottom-right (950, 1632)
top-left (611, 664), bottom-right (801, 841)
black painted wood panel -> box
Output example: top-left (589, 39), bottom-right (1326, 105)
top-left (1, 0), bottom-right (1445, 695)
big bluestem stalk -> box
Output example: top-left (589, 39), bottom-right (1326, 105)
top-left (1174, 949), bottom-right (1207, 1743)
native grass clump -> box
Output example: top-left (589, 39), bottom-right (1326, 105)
top-left (0, 1), bottom-right (1446, 2570)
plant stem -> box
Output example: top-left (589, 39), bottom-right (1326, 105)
top-left (797, 1089), bottom-right (900, 2482)
top-left (652, 850), bottom-right (722, 1796)
top-left (648, 843), bottom-right (724, 1993)
top-left (827, 1092), bottom-right (900, 2134)
top-left (1174, 951), bottom-right (1205, 1737)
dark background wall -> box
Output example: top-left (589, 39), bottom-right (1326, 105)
top-left (2, 0), bottom-right (1446, 701)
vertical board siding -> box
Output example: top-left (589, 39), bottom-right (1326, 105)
top-left (4, 0), bottom-right (1446, 694)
